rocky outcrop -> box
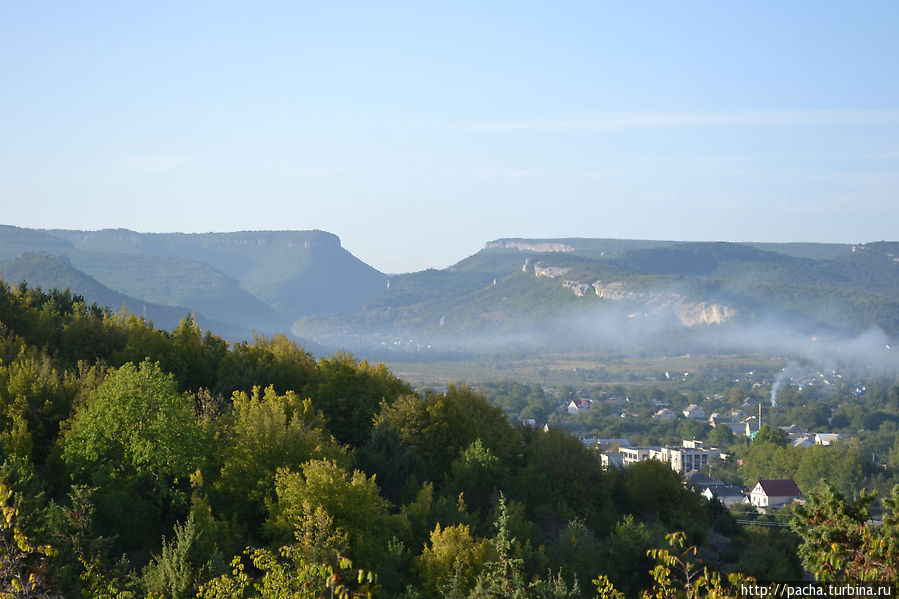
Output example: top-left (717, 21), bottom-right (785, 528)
top-left (593, 281), bottom-right (637, 300)
top-left (674, 302), bottom-right (734, 326)
top-left (486, 239), bottom-right (574, 253)
top-left (592, 280), bottom-right (735, 326)
top-left (562, 280), bottom-right (592, 296)
top-left (533, 262), bottom-right (571, 278)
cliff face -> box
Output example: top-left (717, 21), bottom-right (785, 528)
top-left (587, 280), bottom-right (736, 326)
top-left (533, 262), bottom-right (571, 279)
top-left (674, 301), bottom-right (735, 326)
top-left (486, 239), bottom-right (575, 253)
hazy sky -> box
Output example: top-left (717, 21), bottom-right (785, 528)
top-left (2, 2), bottom-right (898, 273)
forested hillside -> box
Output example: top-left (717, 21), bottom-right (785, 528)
top-left (1, 279), bottom-right (896, 597)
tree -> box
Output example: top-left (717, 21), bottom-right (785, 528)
top-left (790, 481), bottom-right (899, 581)
top-left (267, 459), bottom-right (394, 570)
top-left (61, 359), bottom-right (205, 490)
top-left (60, 360), bottom-right (206, 552)
top-left (415, 522), bottom-right (491, 598)
top-left (143, 513), bottom-right (223, 599)
top-left (467, 495), bottom-right (528, 598)
top-left (0, 347), bottom-right (81, 466)
top-left (311, 352), bottom-right (411, 447)
top-left (373, 385), bottom-right (522, 482)
top-left (447, 440), bottom-right (506, 522)
top-left (213, 334), bottom-right (318, 399)
top-left (213, 386), bottom-right (346, 538)
top-left (198, 547), bottom-right (376, 599)
top-left (707, 424), bottom-right (734, 449)
top-left (0, 479), bottom-right (56, 597)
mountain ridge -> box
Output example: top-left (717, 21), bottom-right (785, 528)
top-left (2, 226), bottom-right (897, 357)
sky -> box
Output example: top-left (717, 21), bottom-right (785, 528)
top-left (2, 2), bottom-right (898, 273)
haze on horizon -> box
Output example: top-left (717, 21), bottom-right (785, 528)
top-left (2, 2), bottom-right (898, 273)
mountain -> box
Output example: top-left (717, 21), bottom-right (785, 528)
top-left (4, 225), bottom-right (897, 358)
top-left (292, 237), bottom-right (899, 357)
top-left (0, 225), bottom-right (387, 342)
top-left (0, 251), bottom-right (249, 337)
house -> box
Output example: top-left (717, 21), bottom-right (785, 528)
top-left (579, 433), bottom-right (597, 448)
top-left (683, 471), bottom-right (723, 491)
top-left (780, 424), bottom-right (804, 435)
top-left (683, 404), bottom-right (706, 420)
top-left (543, 422), bottom-right (586, 435)
top-left (600, 452), bottom-right (623, 470)
top-left (703, 485), bottom-right (748, 507)
top-left (653, 408), bottom-right (677, 420)
top-left (749, 479), bottom-right (802, 509)
top-left (543, 422), bottom-right (594, 447)
top-left (596, 438), bottom-right (631, 449)
top-left (815, 433), bottom-right (844, 446)
top-left (792, 437), bottom-right (814, 449)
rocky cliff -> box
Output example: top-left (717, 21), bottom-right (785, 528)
top-left (486, 239), bottom-right (575, 253)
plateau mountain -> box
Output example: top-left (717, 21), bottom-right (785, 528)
top-left (0, 225), bottom-right (385, 341)
top-left (2, 225), bottom-right (897, 360)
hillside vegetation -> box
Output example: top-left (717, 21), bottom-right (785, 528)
top-left (2, 280), bottom-right (898, 596)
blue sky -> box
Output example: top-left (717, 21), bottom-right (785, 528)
top-left (2, 2), bottom-right (898, 273)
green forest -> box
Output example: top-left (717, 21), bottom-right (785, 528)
top-left (0, 280), bottom-right (897, 598)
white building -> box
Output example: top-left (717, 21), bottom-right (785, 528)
top-left (683, 404), bottom-right (706, 420)
top-left (656, 441), bottom-right (721, 474)
top-left (749, 479), bottom-right (802, 509)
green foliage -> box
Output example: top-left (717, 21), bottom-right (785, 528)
top-left (790, 481), bottom-right (899, 581)
top-left (213, 386), bottom-right (346, 538)
top-left (311, 352), bottom-right (411, 447)
top-left (198, 547), bottom-right (377, 599)
top-left (60, 359), bottom-right (206, 553)
top-left (0, 347), bottom-right (83, 465)
top-left (61, 359), bottom-right (205, 490)
top-left (448, 440), bottom-right (507, 522)
top-left (0, 479), bottom-right (57, 597)
top-left (467, 495), bottom-right (529, 598)
top-left (594, 516), bottom-right (662, 597)
top-left (619, 460), bottom-right (707, 542)
top-left (268, 459), bottom-right (393, 570)
top-left (143, 513), bottom-right (223, 599)
top-left (354, 426), bottom-right (426, 506)
top-left (545, 519), bottom-right (601, 593)
top-left (734, 526), bottom-right (802, 583)
top-left (415, 522), bottom-right (491, 597)
top-left (374, 384), bottom-right (522, 482)
top-left (741, 433), bottom-right (868, 498)
top-left (213, 334), bottom-right (318, 398)
top-left (521, 427), bottom-right (612, 533)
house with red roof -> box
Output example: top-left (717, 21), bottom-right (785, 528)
top-left (749, 479), bottom-right (802, 509)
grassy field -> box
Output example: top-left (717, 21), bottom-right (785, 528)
top-left (384, 351), bottom-right (787, 389)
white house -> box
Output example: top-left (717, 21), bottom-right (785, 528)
top-left (683, 404), bottom-right (706, 420)
top-left (749, 479), bottom-right (802, 509)
top-left (815, 433), bottom-right (844, 446)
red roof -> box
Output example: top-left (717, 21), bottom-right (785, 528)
top-left (755, 479), bottom-right (802, 497)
